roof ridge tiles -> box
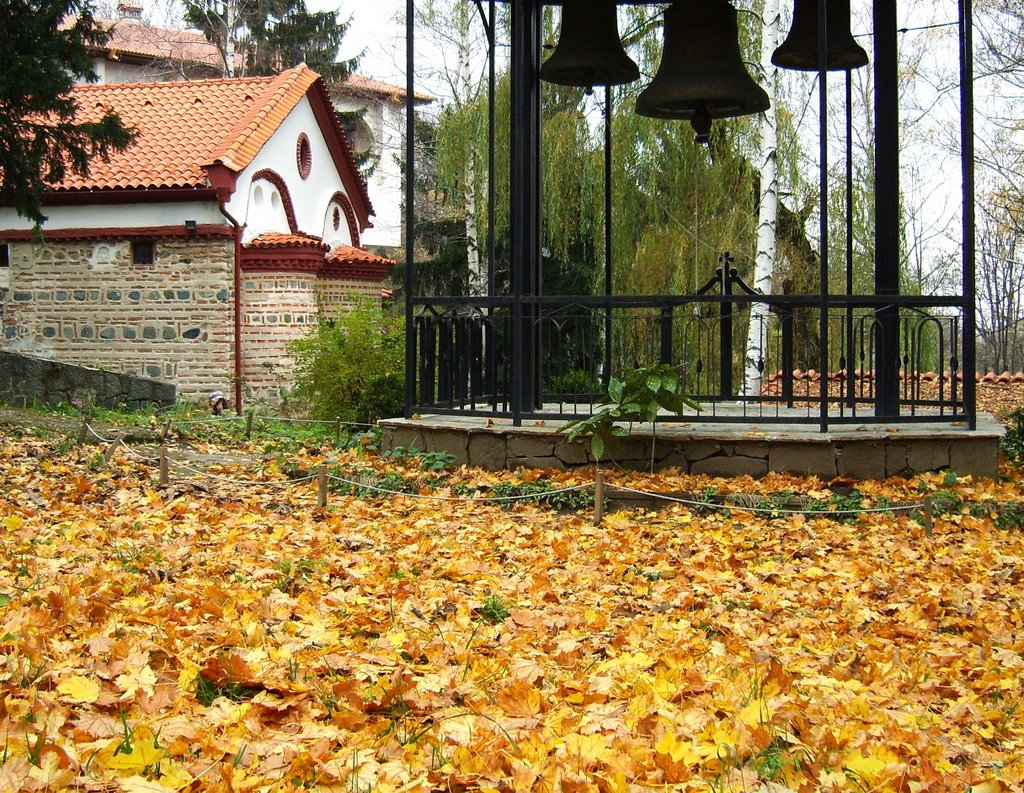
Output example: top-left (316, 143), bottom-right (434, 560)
top-left (209, 65), bottom-right (317, 172)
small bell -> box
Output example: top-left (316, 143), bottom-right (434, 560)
top-left (772, 0), bottom-right (869, 71)
top-left (540, 0), bottom-right (640, 88)
top-left (636, 0), bottom-right (769, 135)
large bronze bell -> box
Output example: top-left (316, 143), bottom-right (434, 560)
top-left (539, 0), bottom-right (640, 87)
top-left (772, 0), bottom-right (868, 71)
top-left (636, 0), bottom-right (769, 131)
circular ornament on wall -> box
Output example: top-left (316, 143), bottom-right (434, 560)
top-left (296, 133), bottom-right (312, 179)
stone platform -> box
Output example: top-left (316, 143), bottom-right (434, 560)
top-left (380, 409), bottom-right (1004, 480)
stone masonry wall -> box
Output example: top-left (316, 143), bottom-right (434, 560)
top-left (0, 350), bottom-right (175, 409)
top-left (1, 238), bottom-right (234, 398)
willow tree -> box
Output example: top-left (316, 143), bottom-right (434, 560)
top-left (424, 2), bottom-right (799, 392)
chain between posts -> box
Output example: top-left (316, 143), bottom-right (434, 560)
top-left (78, 422), bottom-right (940, 528)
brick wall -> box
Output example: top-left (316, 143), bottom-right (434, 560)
top-left (1, 238), bottom-right (234, 398)
top-left (240, 272), bottom-right (319, 398)
top-left (240, 274), bottom-right (388, 399)
top-left (316, 277), bottom-right (384, 306)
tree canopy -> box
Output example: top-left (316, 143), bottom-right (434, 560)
top-left (183, 0), bottom-right (357, 83)
top-left (0, 0), bottom-right (135, 225)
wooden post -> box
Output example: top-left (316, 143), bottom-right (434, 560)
top-left (335, 417), bottom-right (342, 444)
top-left (162, 419), bottom-right (172, 441)
top-left (593, 471), bottom-right (605, 526)
top-left (159, 445), bottom-right (169, 486)
top-left (317, 465), bottom-right (328, 509)
top-left (103, 434), bottom-right (125, 463)
top-left (245, 411), bottom-right (254, 439)
top-left (923, 495), bottom-right (933, 537)
top-left (77, 417), bottom-right (89, 446)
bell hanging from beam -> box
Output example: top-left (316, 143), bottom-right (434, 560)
top-left (636, 0), bottom-right (770, 139)
top-left (539, 0), bottom-right (640, 88)
top-left (772, 0), bottom-right (868, 71)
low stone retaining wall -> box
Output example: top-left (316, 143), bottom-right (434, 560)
top-left (0, 351), bottom-right (175, 410)
top-left (380, 415), bottom-right (1004, 480)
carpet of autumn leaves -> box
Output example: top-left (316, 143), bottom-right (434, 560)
top-left (1, 423), bottom-right (1023, 792)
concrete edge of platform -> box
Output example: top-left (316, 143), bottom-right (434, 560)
top-left (379, 415), bottom-right (1005, 480)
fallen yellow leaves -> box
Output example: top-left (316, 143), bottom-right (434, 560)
top-left (0, 430), bottom-right (1022, 791)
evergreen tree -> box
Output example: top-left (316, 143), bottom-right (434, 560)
top-left (183, 0), bottom-right (357, 83)
top-left (0, 0), bottom-right (135, 225)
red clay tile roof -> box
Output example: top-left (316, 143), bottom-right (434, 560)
top-left (340, 74), bottom-right (433, 104)
top-left (208, 66), bottom-right (319, 171)
top-left (326, 245), bottom-right (395, 267)
top-left (63, 70), bottom-right (302, 190)
top-left (57, 65), bottom-right (371, 220)
top-left (98, 19), bottom-right (224, 68)
top-left (246, 232), bottom-right (329, 251)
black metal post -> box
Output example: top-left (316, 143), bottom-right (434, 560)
top-left (486, 0), bottom-right (497, 407)
top-left (660, 305), bottom-right (673, 365)
top-left (720, 256), bottom-right (733, 397)
top-left (604, 85), bottom-right (614, 389)
top-left (781, 305), bottom-right (795, 407)
top-left (817, 0), bottom-right (830, 431)
top-left (510, 0), bottom-right (543, 423)
top-left (845, 71), bottom-right (855, 411)
top-left (404, 0), bottom-right (416, 418)
top-left (960, 0), bottom-right (977, 428)
top-left (874, 0), bottom-right (901, 417)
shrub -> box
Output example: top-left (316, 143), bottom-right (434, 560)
top-left (1002, 406), bottom-right (1024, 461)
top-left (290, 299), bottom-right (404, 423)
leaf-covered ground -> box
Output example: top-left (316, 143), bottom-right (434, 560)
top-left (1, 425), bottom-right (1023, 792)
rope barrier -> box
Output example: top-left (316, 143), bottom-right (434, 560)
top-left (606, 483), bottom-right (924, 516)
top-left (170, 416), bottom-right (247, 426)
top-left (85, 423), bottom-right (117, 445)
top-left (78, 422), bottom-right (930, 524)
top-left (117, 443), bottom-right (161, 464)
top-left (325, 473), bottom-right (591, 503)
top-left (165, 457), bottom-right (317, 487)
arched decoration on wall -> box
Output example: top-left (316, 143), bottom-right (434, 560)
top-left (248, 169), bottom-right (298, 234)
top-left (322, 191), bottom-right (360, 248)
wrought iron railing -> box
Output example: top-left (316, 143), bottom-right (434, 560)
top-left (410, 290), bottom-right (969, 428)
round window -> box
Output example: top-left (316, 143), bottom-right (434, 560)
top-left (296, 133), bottom-right (312, 179)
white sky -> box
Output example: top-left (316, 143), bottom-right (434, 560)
top-left (331, 0), bottom-right (408, 84)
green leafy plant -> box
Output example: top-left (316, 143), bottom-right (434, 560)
top-left (1002, 407), bottom-right (1024, 461)
top-left (382, 447), bottom-right (456, 472)
top-left (473, 595), bottom-right (509, 625)
top-left (194, 675), bottom-right (255, 706)
top-left (487, 478), bottom-right (593, 510)
top-left (290, 298), bottom-right (404, 424)
top-left (559, 363), bottom-right (701, 462)
top-left (547, 369), bottom-right (600, 397)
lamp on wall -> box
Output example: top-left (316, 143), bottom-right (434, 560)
top-left (772, 0), bottom-right (868, 71)
top-left (539, 0), bottom-right (640, 87)
top-left (635, 0), bottom-right (770, 141)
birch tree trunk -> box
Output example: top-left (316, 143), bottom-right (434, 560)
top-left (744, 0), bottom-right (780, 397)
top-left (223, 0), bottom-right (235, 76)
top-left (459, 4), bottom-right (484, 297)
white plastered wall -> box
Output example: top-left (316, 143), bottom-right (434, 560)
top-left (230, 95), bottom-right (358, 246)
top-left (333, 94), bottom-right (403, 250)
top-left (0, 201), bottom-right (224, 233)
